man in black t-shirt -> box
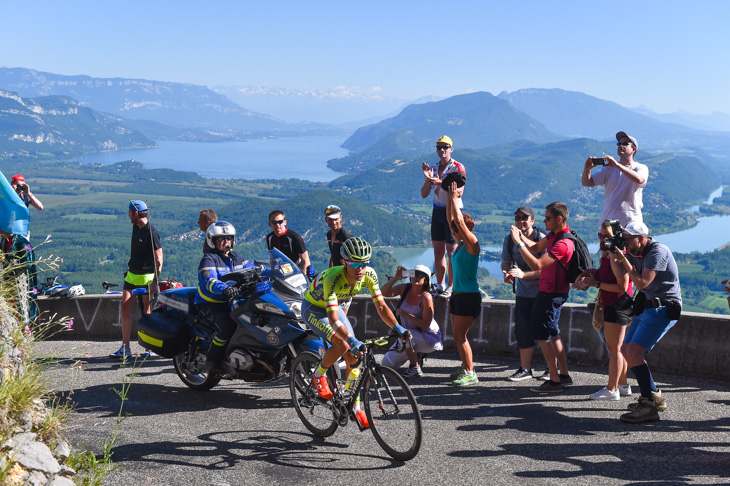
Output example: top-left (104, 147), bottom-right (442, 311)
top-left (324, 205), bottom-right (353, 268)
top-left (110, 200), bottom-right (163, 359)
top-left (265, 210), bottom-right (311, 272)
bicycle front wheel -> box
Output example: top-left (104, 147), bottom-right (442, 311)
top-left (289, 352), bottom-right (338, 437)
top-left (364, 365), bottom-right (422, 461)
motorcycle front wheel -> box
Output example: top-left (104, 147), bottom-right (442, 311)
top-left (289, 352), bottom-right (338, 437)
top-left (173, 351), bottom-right (221, 391)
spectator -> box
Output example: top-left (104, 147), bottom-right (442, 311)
top-left (198, 209), bottom-right (218, 254)
top-left (381, 265), bottom-right (443, 379)
top-left (110, 200), bottom-right (163, 359)
top-left (445, 181), bottom-right (481, 386)
top-left (0, 229), bottom-right (38, 327)
top-left (501, 206), bottom-right (549, 382)
top-left (10, 175), bottom-right (44, 211)
top-left (722, 279), bottom-right (730, 310)
top-left (421, 135), bottom-right (465, 300)
top-left (581, 132), bottom-right (648, 227)
top-left (510, 201), bottom-right (573, 394)
top-left (266, 210), bottom-right (312, 274)
top-left (573, 220), bottom-right (633, 401)
top-left (614, 221), bottom-right (682, 423)
top-left (324, 205), bottom-right (354, 314)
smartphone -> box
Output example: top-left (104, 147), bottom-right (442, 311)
top-left (403, 269), bottom-right (416, 277)
top-left (592, 157), bottom-right (606, 166)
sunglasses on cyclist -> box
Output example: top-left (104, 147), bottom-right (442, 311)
top-left (346, 260), bottom-right (369, 269)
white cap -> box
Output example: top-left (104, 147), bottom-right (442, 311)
top-left (623, 221), bottom-right (649, 236)
top-left (414, 264), bottom-right (432, 280)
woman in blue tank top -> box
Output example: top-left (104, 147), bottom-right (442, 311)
top-left (446, 181), bottom-right (482, 386)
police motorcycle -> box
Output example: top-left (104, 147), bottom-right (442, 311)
top-left (137, 248), bottom-right (323, 391)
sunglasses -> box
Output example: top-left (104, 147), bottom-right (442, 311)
top-left (436, 145), bottom-right (451, 151)
top-left (515, 215), bottom-right (530, 222)
top-left (346, 260), bottom-right (369, 269)
top-left (325, 207), bottom-right (341, 215)
top-left (617, 142), bottom-right (632, 146)
top-left (215, 236), bottom-right (235, 242)
top-left (269, 219), bottom-right (285, 225)
top-left (544, 215), bottom-right (555, 221)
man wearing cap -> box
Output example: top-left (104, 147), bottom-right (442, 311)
top-left (324, 205), bottom-right (354, 313)
top-left (612, 221), bottom-right (682, 423)
top-left (266, 209), bottom-right (312, 273)
top-left (111, 200), bottom-right (164, 359)
top-left (10, 175), bottom-right (44, 211)
top-left (582, 131), bottom-right (648, 228)
top-left (421, 135), bottom-right (466, 299)
top-left (501, 206), bottom-right (548, 382)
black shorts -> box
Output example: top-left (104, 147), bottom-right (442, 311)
top-left (449, 292), bottom-right (482, 318)
top-left (431, 208), bottom-right (456, 244)
top-left (603, 304), bottom-right (631, 326)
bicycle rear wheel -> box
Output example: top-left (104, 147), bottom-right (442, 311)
top-left (363, 365), bottom-right (422, 461)
top-left (289, 352), bottom-right (338, 437)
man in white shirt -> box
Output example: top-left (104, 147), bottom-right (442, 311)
top-left (582, 131), bottom-right (648, 228)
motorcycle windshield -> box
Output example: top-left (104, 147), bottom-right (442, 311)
top-left (269, 248), bottom-right (309, 298)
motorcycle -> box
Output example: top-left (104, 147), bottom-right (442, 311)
top-left (137, 248), bottom-right (324, 391)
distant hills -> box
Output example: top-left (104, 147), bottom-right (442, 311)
top-left (0, 67), bottom-right (345, 136)
top-left (0, 89), bottom-right (154, 160)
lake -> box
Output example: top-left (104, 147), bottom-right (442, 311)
top-left (72, 137), bottom-right (350, 182)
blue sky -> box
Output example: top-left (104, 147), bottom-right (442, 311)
top-left (2, 0), bottom-right (729, 114)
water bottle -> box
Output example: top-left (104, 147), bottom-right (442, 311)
top-left (345, 368), bottom-right (360, 390)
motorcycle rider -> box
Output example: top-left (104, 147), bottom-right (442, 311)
top-left (194, 221), bottom-right (253, 374)
top-left (302, 236), bottom-right (409, 428)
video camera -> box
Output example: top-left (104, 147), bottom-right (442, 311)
top-left (601, 219), bottom-right (624, 252)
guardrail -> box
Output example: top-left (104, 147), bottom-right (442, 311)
top-left (37, 294), bottom-right (730, 381)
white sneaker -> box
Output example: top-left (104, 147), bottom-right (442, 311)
top-left (439, 287), bottom-right (453, 300)
top-left (618, 384), bottom-right (632, 396)
top-left (589, 387), bottom-right (620, 401)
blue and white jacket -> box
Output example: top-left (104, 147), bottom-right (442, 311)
top-left (194, 250), bottom-right (252, 304)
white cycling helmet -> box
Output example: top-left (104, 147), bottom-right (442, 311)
top-left (340, 236), bottom-right (372, 263)
top-left (206, 221), bottom-right (236, 248)
top-left (68, 285), bottom-right (86, 297)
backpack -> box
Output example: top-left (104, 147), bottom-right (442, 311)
top-left (551, 230), bottom-right (593, 288)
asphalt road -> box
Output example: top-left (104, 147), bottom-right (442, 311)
top-left (39, 340), bottom-right (730, 485)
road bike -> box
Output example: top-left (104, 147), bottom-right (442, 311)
top-left (289, 335), bottom-right (422, 461)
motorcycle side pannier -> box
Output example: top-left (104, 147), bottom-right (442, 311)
top-left (137, 311), bottom-right (191, 358)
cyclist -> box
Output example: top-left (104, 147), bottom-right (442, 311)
top-left (194, 221), bottom-right (253, 374)
top-left (302, 236), bottom-right (408, 428)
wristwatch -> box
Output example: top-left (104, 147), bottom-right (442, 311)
top-left (517, 242), bottom-right (526, 249)
top-left (595, 280), bottom-right (601, 289)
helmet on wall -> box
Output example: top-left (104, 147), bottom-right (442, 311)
top-left (206, 221), bottom-right (236, 248)
top-left (340, 237), bottom-right (372, 263)
top-left (68, 285), bottom-right (86, 297)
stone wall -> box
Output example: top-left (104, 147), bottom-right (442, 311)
top-left (37, 294), bottom-right (730, 381)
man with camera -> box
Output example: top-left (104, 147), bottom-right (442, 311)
top-left (581, 131), bottom-right (648, 227)
top-left (612, 221), bottom-right (682, 423)
top-left (11, 175), bottom-right (44, 211)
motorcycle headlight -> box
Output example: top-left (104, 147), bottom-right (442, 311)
top-left (285, 300), bottom-right (302, 319)
top-left (254, 302), bottom-right (287, 316)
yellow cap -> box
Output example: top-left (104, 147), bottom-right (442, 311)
top-left (436, 135), bottom-right (453, 147)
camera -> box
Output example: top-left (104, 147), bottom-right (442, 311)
top-left (601, 219), bottom-right (624, 251)
top-left (592, 157), bottom-right (606, 166)
top-left (402, 269), bottom-right (415, 278)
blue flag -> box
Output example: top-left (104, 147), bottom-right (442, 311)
top-left (0, 170), bottom-right (31, 236)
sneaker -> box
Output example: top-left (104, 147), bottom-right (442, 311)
top-left (452, 372), bottom-right (479, 386)
top-left (618, 384), bottom-right (633, 397)
top-left (313, 374), bottom-right (333, 400)
top-left (450, 366), bottom-right (465, 379)
top-left (139, 350), bottom-right (151, 357)
top-left (109, 346), bottom-right (131, 359)
top-left (628, 390), bottom-right (667, 412)
top-left (530, 380), bottom-right (564, 394)
top-left (400, 365), bottom-right (424, 380)
top-left (439, 287), bottom-right (453, 300)
top-left (507, 368), bottom-right (533, 382)
top-left (559, 374), bottom-right (573, 386)
top-left (620, 397), bottom-right (660, 423)
top-left (589, 387), bottom-right (620, 401)
top-left (352, 408), bottom-right (370, 429)
top-left (534, 369), bottom-right (550, 381)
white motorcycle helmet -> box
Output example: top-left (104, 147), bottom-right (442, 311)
top-left (68, 285), bottom-right (86, 297)
top-left (206, 221), bottom-right (236, 249)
